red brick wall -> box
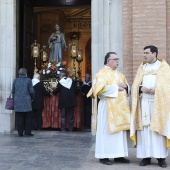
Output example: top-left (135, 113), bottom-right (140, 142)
top-left (122, 0), bottom-right (133, 85)
top-left (123, 0), bottom-right (168, 85)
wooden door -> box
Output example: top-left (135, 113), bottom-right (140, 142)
top-left (19, 0), bottom-right (34, 78)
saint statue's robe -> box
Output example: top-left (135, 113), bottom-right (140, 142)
top-left (87, 66), bottom-right (130, 158)
top-left (48, 32), bottom-right (66, 62)
top-left (130, 59), bottom-right (170, 158)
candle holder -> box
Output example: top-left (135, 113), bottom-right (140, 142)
top-left (76, 49), bottom-right (83, 88)
top-left (69, 40), bottom-right (78, 81)
top-left (40, 45), bottom-right (48, 63)
top-left (31, 40), bottom-right (40, 74)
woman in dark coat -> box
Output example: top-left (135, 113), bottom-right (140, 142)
top-left (53, 71), bottom-right (78, 131)
top-left (12, 68), bottom-right (35, 137)
top-left (32, 73), bottom-right (51, 130)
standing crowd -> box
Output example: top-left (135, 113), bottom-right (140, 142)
top-left (12, 69), bottom-right (78, 136)
top-left (11, 45), bottom-right (170, 168)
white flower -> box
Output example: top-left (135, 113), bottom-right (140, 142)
top-left (57, 71), bottom-right (60, 74)
top-left (43, 70), bottom-right (45, 74)
top-left (47, 63), bottom-right (51, 68)
top-left (59, 68), bottom-right (63, 70)
top-left (46, 70), bottom-right (51, 74)
top-left (56, 62), bottom-right (61, 67)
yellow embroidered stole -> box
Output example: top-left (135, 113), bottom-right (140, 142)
top-left (87, 66), bottom-right (130, 133)
top-left (131, 59), bottom-right (170, 147)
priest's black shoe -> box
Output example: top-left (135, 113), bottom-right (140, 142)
top-left (114, 157), bottom-right (130, 163)
top-left (140, 158), bottom-right (151, 166)
top-left (99, 158), bottom-right (112, 165)
top-left (157, 158), bottom-right (167, 168)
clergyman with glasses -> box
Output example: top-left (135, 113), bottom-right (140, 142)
top-left (87, 52), bottom-right (131, 165)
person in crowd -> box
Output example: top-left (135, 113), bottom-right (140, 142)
top-left (52, 71), bottom-right (78, 131)
top-left (48, 24), bottom-right (67, 62)
top-left (12, 68), bottom-right (35, 137)
top-left (32, 73), bottom-right (51, 130)
top-left (81, 74), bottom-right (92, 130)
top-left (87, 52), bottom-right (131, 165)
top-left (130, 45), bottom-right (170, 168)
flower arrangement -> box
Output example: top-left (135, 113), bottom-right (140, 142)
top-left (39, 60), bottom-right (67, 80)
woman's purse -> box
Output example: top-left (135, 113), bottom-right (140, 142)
top-left (5, 93), bottom-right (14, 110)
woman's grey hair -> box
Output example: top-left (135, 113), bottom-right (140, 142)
top-left (18, 68), bottom-right (27, 76)
top-left (33, 73), bottom-right (40, 79)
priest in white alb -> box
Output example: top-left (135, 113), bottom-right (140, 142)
top-left (130, 45), bottom-right (170, 168)
top-left (87, 52), bottom-right (131, 165)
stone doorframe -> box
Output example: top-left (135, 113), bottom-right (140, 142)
top-left (90, 0), bottom-right (123, 135)
top-left (91, 0), bottom-right (123, 77)
top-left (0, 0), bottom-right (17, 133)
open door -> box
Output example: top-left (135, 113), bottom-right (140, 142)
top-left (19, 0), bottom-right (34, 78)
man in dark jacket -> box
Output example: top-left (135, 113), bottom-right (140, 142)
top-left (32, 73), bottom-right (51, 130)
top-left (12, 68), bottom-right (35, 137)
top-left (81, 74), bottom-right (92, 129)
top-left (53, 71), bottom-right (78, 131)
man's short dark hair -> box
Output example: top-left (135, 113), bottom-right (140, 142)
top-left (144, 45), bottom-right (158, 57)
top-left (104, 52), bottom-right (117, 65)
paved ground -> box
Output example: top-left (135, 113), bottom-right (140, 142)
top-left (0, 130), bottom-right (169, 170)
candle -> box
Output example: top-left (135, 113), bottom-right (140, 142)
top-left (77, 50), bottom-right (82, 61)
top-left (43, 51), bottom-right (47, 61)
top-left (72, 46), bottom-right (77, 57)
top-left (33, 47), bottom-right (39, 57)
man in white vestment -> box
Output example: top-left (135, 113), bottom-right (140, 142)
top-left (131, 45), bottom-right (170, 168)
top-left (87, 52), bottom-right (131, 165)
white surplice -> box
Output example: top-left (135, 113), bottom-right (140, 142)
top-left (95, 84), bottom-right (128, 158)
top-left (137, 60), bottom-right (169, 158)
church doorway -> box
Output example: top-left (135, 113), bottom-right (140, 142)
top-left (18, 0), bottom-right (91, 79)
top-left (17, 0), bottom-right (92, 131)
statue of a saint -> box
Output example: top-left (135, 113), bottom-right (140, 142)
top-left (48, 24), bottom-right (67, 63)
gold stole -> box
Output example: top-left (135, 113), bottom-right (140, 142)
top-left (131, 59), bottom-right (170, 147)
top-left (87, 66), bottom-right (130, 133)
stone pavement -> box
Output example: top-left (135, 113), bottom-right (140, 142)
top-left (0, 130), bottom-right (169, 170)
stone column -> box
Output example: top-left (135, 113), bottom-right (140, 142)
top-left (0, 0), bottom-right (16, 133)
top-left (91, 0), bottom-right (123, 78)
top-left (91, 0), bottom-right (123, 135)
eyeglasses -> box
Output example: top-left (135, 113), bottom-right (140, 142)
top-left (109, 58), bottom-right (119, 61)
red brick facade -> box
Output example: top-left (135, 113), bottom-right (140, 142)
top-left (123, 0), bottom-right (170, 85)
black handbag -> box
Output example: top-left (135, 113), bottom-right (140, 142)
top-left (5, 93), bottom-right (14, 110)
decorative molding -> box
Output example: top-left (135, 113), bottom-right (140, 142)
top-left (72, 22), bottom-right (91, 29)
top-left (33, 0), bottom-right (91, 7)
top-left (66, 8), bottom-right (91, 19)
top-left (66, 8), bottom-right (91, 29)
